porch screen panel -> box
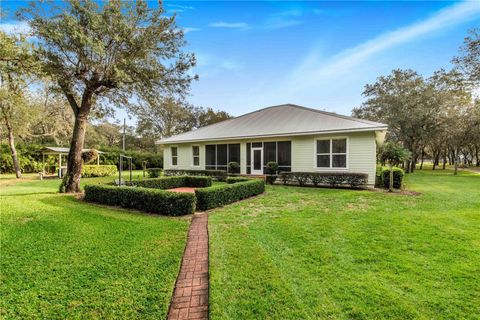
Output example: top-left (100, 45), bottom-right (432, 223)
top-left (246, 143), bottom-right (251, 174)
top-left (264, 142), bottom-right (276, 165)
top-left (228, 144), bottom-right (241, 173)
top-left (205, 145), bottom-right (216, 170)
top-left (216, 144), bottom-right (228, 171)
top-left (277, 141), bottom-right (291, 172)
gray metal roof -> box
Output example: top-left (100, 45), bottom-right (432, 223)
top-left (40, 147), bottom-right (105, 154)
top-left (157, 104), bottom-right (387, 144)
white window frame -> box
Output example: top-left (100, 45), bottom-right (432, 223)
top-left (314, 137), bottom-right (348, 170)
top-left (171, 146), bottom-right (178, 167)
top-left (192, 145), bottom-right (200, 167)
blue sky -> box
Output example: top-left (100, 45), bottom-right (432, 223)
top-left (1, 1), bottom-right (479, 123)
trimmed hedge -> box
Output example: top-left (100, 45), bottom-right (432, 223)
top-left (147, 168), bottom-right (162, 178)
top-left (278, 172), bottom-right (368, 188)
top-left (164, 169), bottom-right (227, 181)
top-left (226, 177), bottom-right (251, 184)
top-left (131, 176), bottom-right (212, 189)
top-left (195, 179), bottom-right (265, 211)
top-left (84, 184), bottom-right (196, 216)
top-left (381, 167), bottom-right (404, 189)
top-left (82, 165), bottom-right (117, 177)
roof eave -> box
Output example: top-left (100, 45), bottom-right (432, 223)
top-left (156, 126), bottom-right (388, 145)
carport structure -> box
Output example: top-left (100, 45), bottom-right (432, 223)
top-left (39, 147), bottom-right (104, 178)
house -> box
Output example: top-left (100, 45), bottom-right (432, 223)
top-left (156, 104), bottom-right (387, 185)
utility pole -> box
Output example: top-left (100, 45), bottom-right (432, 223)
top-left (122, 118), bottom-right (126, 152)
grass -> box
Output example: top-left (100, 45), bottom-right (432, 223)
top-left (0, 172), bottom-right (190, 319)
top-left (208, 169), bottom-right (480, 319)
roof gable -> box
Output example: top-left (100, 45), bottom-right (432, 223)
top-left (158, 104), bottom-right (387, 144)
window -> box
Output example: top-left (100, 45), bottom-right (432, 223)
top-left (246, 141), bottom-right (292, 173)
top-left (192, 146), bottom-right (200, 166)
top-left (171, 147), bottom-right (178, 166)
top-left (205, 143), bottom-right (240, 171)
top-left (316, 138), bottom-right (347, 168)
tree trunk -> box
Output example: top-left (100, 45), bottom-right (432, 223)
top-left (420, 148), bottom-right (425, 170)
top-left (476, 146), bottom-right (479, 167)
top-left (6, 122), bottom-right (22, 179)
top-left (389, 163), bottom-right (394, 192)
top-left (64, 113), bottom-right (88, 193)
top-left (453, 149), bottom-right (458, 176)
top-left (442, 155), bottom-right (446, 170)
top-left (432, 151), bottom-right (440, 170)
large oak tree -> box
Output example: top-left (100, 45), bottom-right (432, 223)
top-left (23, 0), bottom-right (196, 192)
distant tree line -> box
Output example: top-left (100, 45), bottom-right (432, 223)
top-left (353, 29), bottom-right (480, 174)
top-left (0, 0), bottom-right (230, 181)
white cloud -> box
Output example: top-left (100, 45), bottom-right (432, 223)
top-left (277, 1), bottom-right (480, 97)
top-left (209, 22), bottom-right (249, 29)
top-left (0, 20), bottom-right (31, 35)
top-left (166, 4), bottom-right (194, 10)
top-left (183, 27), bottom-right (200, 34)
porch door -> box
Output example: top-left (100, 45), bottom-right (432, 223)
top-left (251, 147), bottom-right (263, 175)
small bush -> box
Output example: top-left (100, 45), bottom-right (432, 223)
top-left (228, 161), bottom-right (240, 174)
top-left (195, 179), bottom-right (265, 211)
top-left (132, 176), bottom-right (212, 189)
top-left (266, 175), bottom-right (278, 185)
top-left (226, 177), bottom-right (251, 184)
top-left (84, 184), bottom-right (196, 216)
top-left (381, 167), bottom-right (404, 189)
top-left (82, 149), bottom-right (98, 164)
top-left (147, 168), bottom-right (163, 178)
top-left (278, 172), bottom-right (368, 188)
top-left (164, 169), bottom-right (227, 181)
top-left (266, 162), bottom-right (279, 175)
top-left (82, 165), bottom-right (117, 177)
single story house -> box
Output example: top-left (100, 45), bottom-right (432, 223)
top-left (156, 104), bottom-right (387, 186)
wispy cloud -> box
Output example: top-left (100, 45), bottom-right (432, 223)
top-left (0, 20), bottom-right (30, 35)
top-left (209, 22), bottom-right (249, 29)
top-left (183, 27), bottom-right (200, 34)
top-left (165, 4), bottom-right (194, 13)
top-left (236, 1), bottom-right (480, 110)
top-left (286, 1), bottom-right (480, 94)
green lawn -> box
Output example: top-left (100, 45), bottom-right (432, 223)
top-left (0, 172), bottom-right (190, 319)
top-left (209, 169), bottom-right (480, 319)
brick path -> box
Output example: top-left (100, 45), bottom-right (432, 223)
top-left (168, 213), bottom-right (209, 320)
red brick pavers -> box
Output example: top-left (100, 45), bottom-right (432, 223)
top-left (168, 213), bottom-right (209, 320)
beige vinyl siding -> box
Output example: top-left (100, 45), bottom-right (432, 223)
top-left (162, 131), bottom-right (377, 185)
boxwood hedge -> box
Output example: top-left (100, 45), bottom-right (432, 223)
top-left (381, 167), bottom-right (404, 189)
top-left (226, 177), bottom-right (251, 184)
top-left (84, 184), bottom-right (196, 216)
top-left (82, 165), bottom-right (117, 177)
top-left (164, 169), bottom-right (227, 181)
top-left (195, 179), bottom-right (265, 211)
top-left (131, 176), bottom-right (212, 189)
top-left (278, 172), bottom-right (368, 188)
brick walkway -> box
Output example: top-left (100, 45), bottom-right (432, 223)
top-left (168, 213), bottom-right (209, 320)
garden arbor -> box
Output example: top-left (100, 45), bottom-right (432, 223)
top-left (40, 147), bottom-right (104, 178)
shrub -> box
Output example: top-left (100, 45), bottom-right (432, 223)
top-left (195, 179), bottom-right (265, 211)
top-left (226, 177), bottom-right (251, 184)
top-left (84, 184), bottom-right (196, 216)
top-left (147, 168), bottom-right (162, 178)
top-left (82, 165), bottom-right (117, 177)
top-left (381, 167), bottom-right (404, 189)
top-left (266, 161), bottom-right (279, 175)
top-left (82, 149), bottom-right (99, 164)
top-left (164, 169), bottom-right (227, 181)
top-left (228, 161), bottom-right (240, 174)
top-left (131, 176), bottom-right (212, 189)
top-left (278, 172), bottom-right (368, 188)
top-left (266, 175), bottom-right (278, 185)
